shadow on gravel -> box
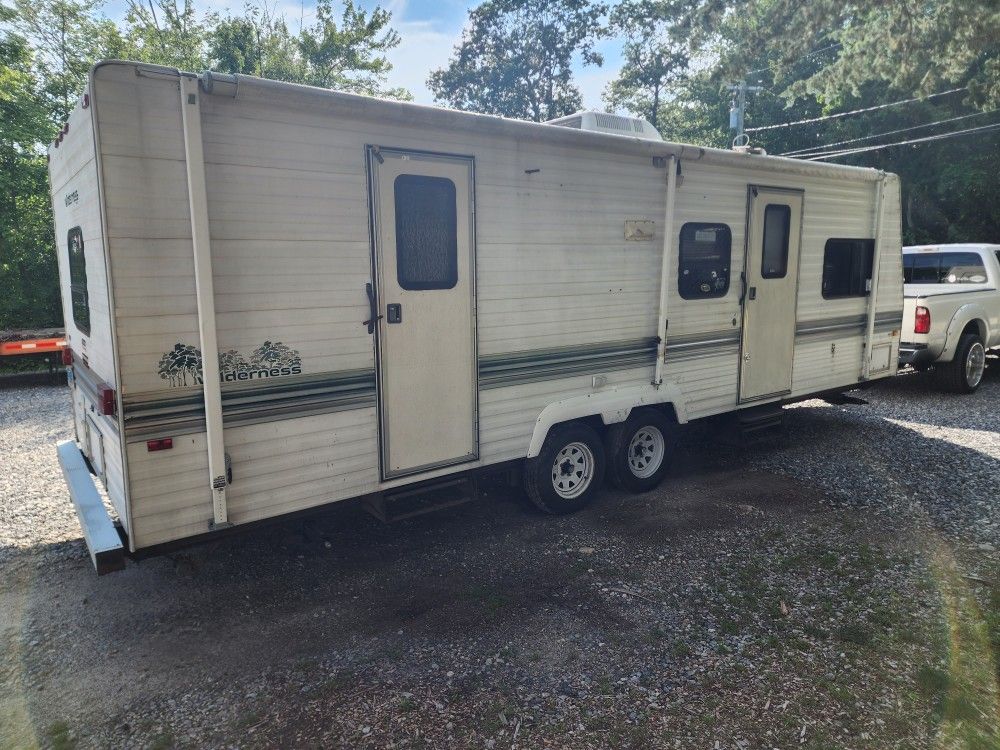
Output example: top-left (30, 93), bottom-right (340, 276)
top-left (864, 362), bottom-right (1000, 432)
top-left (4, 376), bottom-right (1000, 748)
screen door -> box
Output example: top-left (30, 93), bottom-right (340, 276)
top-left (739, 186), bottom-right (803, 402)
top-left (369, 148), bottom-right (478, 479)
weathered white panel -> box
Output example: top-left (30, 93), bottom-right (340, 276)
top-left (86, 62), bottom-right (902, 550)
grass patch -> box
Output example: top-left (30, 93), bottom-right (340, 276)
top-left (670, 641), bottom-right (692, 658)
top-left (915, 665), bottom-right (950, 698)
top-left (46, 721), bottom-right (75, 750)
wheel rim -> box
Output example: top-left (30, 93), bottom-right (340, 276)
top-left (966, 342), bottom-right (986, 388)
top-left (551, 441), bottom-right (595, 499)
top-left (627, 425), bottom-right (666, 479)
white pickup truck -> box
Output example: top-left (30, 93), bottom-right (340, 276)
top-left (899, 243), bottom-right (1000, 392)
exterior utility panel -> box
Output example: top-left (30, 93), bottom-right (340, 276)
top-left (49, 61), bottom-right (904, 568)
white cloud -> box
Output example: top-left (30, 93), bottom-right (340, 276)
top-left (385, 18), bottom-right (460, 103)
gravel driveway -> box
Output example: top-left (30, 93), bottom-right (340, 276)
top-left (1, 370), bottom-right (998, 749)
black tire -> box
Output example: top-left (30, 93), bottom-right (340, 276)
top-left (523, 422), bottom-right (606, 514)
top-left (936, 333), bottom-right (986, 394)
top-left (605, 408), bottom-right (677, 493)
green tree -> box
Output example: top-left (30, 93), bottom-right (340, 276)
top-left (208, 5), bottom-right (301, 81)
top-left (0, 16), bottom-right (60, 328)
top-left (604, 0), bottom-right (687, 129)
top-left (120, 0), bottom-right (208, 71)
top-left (8, 0), bottom-right (124, 120)
top-left (662, 0), bottom-right (1000, 110)
top-left (429, 0), bottom-right (607, 122)
top-left (296, 0), bottom-right (409, 98)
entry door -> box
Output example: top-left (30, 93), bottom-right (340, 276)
top-left (739, 187), bottom-right (804, 402)
top-left (370, 148), bottom-right (478, 479)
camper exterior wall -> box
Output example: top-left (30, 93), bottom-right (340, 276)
top-left (64, 62), bottom-right (901, 551)
top-left (48, 94), bottom-right (130, 530)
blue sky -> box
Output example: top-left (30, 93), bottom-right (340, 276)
top-left (102, 0), bottom-right (625, 108)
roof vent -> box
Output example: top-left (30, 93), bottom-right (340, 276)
top-left (546, 111), bottom-right (663, 141)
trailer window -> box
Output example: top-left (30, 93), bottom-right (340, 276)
top-left (902, 252), bottom-right (987, 284)
top-left (822, 239), bottom-right (875, 298)
top-left (760, 204), bottom-right (791, 279)
top-left (67, 227), bottom-right (90, 334)
top-left (678, 223), bottom-right (731, 300)
top-left (393, 174), bottom-right (458, 290)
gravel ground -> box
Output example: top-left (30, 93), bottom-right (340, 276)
top-left (1, 371), bottom-right (998, 750)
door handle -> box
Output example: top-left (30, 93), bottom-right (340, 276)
top-left (387, 303), bottom-right (402, 324)
top-left (748, 286), bottom-right (757, 301)
top-left (363, 282), bottom-right (382, 334)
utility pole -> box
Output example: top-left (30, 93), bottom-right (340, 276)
top-left (728, 80), bottom-right (763, 146)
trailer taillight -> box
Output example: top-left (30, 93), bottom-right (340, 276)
top-left (914, 306), bottom-right (931, 334)
top-left (146, 438), bottom-right (173, 452)
top-left (61, 348), bottom-right (74, 366)
top-left (98, 385), bottom-right (116, 416)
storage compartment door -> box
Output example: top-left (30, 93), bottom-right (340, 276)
top-left (369, 149), bottom-right (478, 479)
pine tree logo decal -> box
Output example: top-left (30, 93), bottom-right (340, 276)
top-left (157, 343), bottom-right (204, 386)
top-left (158, 341), bottom-right (302, 386)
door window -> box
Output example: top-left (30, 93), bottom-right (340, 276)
top-left (393, 174), bottom-right (458, 290)
top-left (761, 204), bottom-right (791, 279)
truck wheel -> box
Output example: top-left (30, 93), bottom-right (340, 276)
top-left (523, 422), bottom-right (606, 514)
top-left (938, 333), bottom-right (986, 393)
top-left (605, 408), bottom-right (677, 493)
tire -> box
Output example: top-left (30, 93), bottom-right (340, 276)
top-left (937, 333), bottom-right (986, 393)
top-left (523, 422), bottom-right (606, 514)
top-left (605, 408), bottom-right (677, 493)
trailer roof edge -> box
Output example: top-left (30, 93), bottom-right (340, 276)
top-left (89, 60), bottom-right (888, 183)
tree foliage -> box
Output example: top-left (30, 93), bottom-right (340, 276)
top-left (606, 0), bottom-right (1000, 243)
top-left (0, 0), bottom-right (409, 331)
top-left (604, 0), bottom-right (686, 129)
top-left (428, 0), bottom-right (606, 122)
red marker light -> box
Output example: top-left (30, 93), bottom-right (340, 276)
top-left (61, 348), bottom-right (74, 366)
top-left (98, 385), bottom-right (116, 416)
top-left (146, 438), bottom-right (173, 452)
top-left (914, 306), bottom-right (931, 334)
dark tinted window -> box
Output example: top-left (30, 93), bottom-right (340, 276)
top-left (822, 239), bottom-right (875, 298)
top-left (394, 174), bottom-right (458, 290)
top-left (678, 223), bottom-right (732, 300)
top-left (902, 252), bottom-right (987, 284)
top-left (67, 227), bottom-right (90, 334)
top-left (761, 204), bottom-right (791, 279)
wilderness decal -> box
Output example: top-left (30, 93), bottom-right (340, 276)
top-left (157, 341), bottom-right (302, 387)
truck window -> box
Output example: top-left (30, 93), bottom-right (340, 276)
top-left (393, 174), bottom-right (458, 291)
top-left (822, 239), bottom-right (875, 298)
top-left (677, 222), bottom-right (731, 299)
top-left (67, 227), bottom-right (90, 334)
top-left (902, 252), bottom-right (987, 284)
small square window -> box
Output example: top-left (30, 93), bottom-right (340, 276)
top-left (394, 174), bottom-right (458, 291)
top-left (822, 239), bottom-right (875, 298)
top-left (761, 204), bottom-right (791, 279)
top-left (678, 223), bottom-right (732, 300)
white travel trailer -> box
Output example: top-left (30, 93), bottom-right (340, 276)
top-left (50, 61), bottom-right (903, 573)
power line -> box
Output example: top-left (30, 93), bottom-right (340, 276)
top-left (746, 87), bottom-right (968, 133)
top-left (780, 109), bottom-right (1000, 156)
top-left (803, 121), bottom-right (1000, 160)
